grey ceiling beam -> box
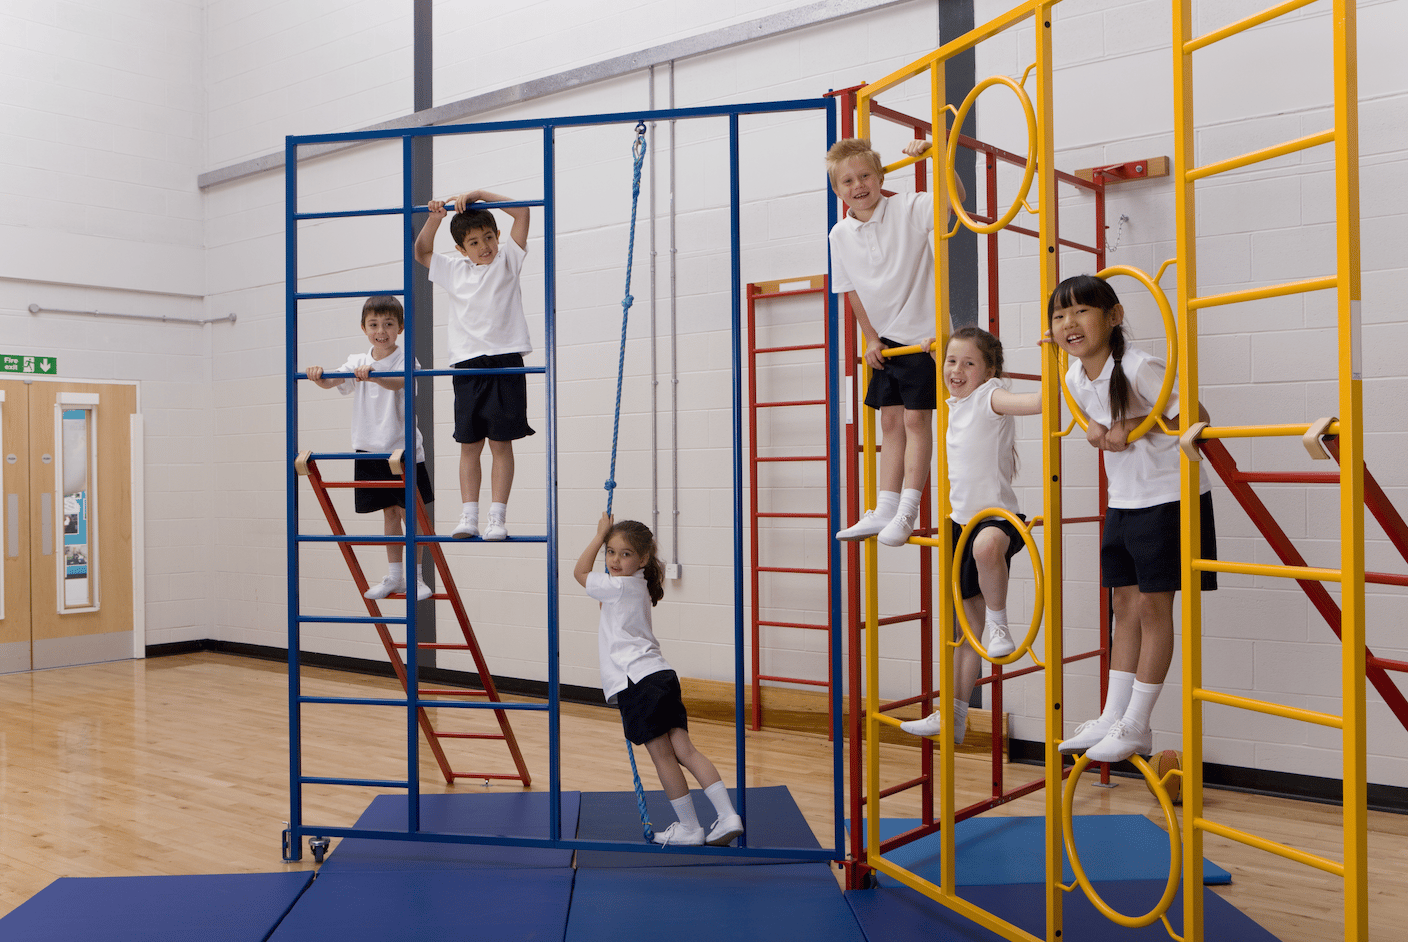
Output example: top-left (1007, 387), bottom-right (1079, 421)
top-left (197, 0), bottom-right (912, 189)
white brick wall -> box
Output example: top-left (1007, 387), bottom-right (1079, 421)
top-left (1, 0), bottom-right (1404, 787)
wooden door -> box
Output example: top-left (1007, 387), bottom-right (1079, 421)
top-left (0, 379), bottom-right (137, 671)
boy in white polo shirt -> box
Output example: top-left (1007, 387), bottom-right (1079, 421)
top-left (306, 295), bottom-right (434, 602)
top-left (828, 137), bottom-right (964, 546)
top-left (415, 189), bottom-right (533, 542)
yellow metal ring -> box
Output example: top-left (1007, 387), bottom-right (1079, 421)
top-left (952, 508), bottom-right (1042, 666)
top-left (1056, 265), bottom-right (1178, 445)
top-left (1061, 752), bottom-right (1182, 928)
top-left (945, 74), bottom-right (1037, 236)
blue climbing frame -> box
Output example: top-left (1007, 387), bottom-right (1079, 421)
top-left (283, 98), bottom-right (844, 862)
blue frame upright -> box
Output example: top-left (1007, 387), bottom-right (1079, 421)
top-left (284, 98), bottom-right (842, 862)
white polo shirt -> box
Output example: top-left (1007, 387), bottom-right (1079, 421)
top-left (829, 191), bottom-right (937, 345)
top-left (947, 377), bottom-right (1019, 524)
top-left (337, 346), bottom-right (425, 463)
top-left (1065, 346), bottom-right (1208, 509)
top-left (585, 570), bottom-right (673, 703)
top-left (428, 237), bottom-right (531, 363)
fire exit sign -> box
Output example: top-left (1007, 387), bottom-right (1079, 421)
top-left (1, 354), bottom-right (57, 375)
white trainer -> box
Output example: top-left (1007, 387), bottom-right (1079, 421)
top-left (414, 579), bottom-right (433, 602)
top-left (982, 620), bottom-right (1016, 658)
top-left (483, 517), bottom-right (508, 541)
top-left (451, 511), bottom-right (479, 539)
top-left (1084, 719), bottom-right (1152, 763)
top-left (899, 710), bottom-right (967, 745)
top-left (651, 821), bottom-right (706, 846)
top-left (364, 575), bottom-right (405, 600)
top-left (1058, 717), bottom-right (1114, 755)
top-left (835, 510), bottom-right (887, 541)
top-left (877, 511), bottom-right (916, 546)
top-left (706, 813), bottom-right (744, 846)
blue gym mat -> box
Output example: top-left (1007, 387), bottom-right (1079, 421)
top-left (320, 790), bottom-right (581, 871)
top-left (574, 785), bottom-right (825, 867)
top-left (566, 864), bottom-right (865, 942)
top-left (268, 868), bottom-right (575, 941)
top-left (845, 879), bottom-right (1282, 941)
top-left (861, 815), bottom-right (1231, 886)
top-left (0, 872), bottom-right (313, 942)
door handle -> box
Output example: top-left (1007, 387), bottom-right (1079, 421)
top-left (40, 492), bottom-right (52, 556)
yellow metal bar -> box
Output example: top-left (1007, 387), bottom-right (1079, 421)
top-left (1333, 1), bottom-right (1368, 937)
top-left (1194, 421), bottom-right (1341, 440)
top-left (1188, 274), bottom-right (1338, 310)
top-left (1184, 0), bottom-right (1318, 53)
top-left (1171, 2), bottom-right (1205, 936)
top-left (1194, 559), bottom-right (1340, 582)
top-left (1032, 7), bottom-right (1064, 941)
top-left (1186, 129), bottom-right (1334, 181)
top-left (1196, 817), bottom-right (1346, 877)
top-left (1193, 689), bottom-right (1344, 728)
top-left (858, 0), bottom-right (1045, 100)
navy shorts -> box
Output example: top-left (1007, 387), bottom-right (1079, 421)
top-left (1102, 491), bottom-right (1218, 593)
top-left (354, 456), bottom-right (434, 514)
top-left (864, 337), bottom-right (938, 411)
top-left (950, 515), bottom-right (1027, 600)
top-left (616, 670), bottom-right (689, 745)
top-left (452, 353), bottom-right (536, 444)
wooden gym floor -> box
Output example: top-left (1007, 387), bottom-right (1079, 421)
top-left (0, 652), bottom-right (1402, 940)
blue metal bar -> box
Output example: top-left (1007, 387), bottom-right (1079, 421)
top-left (293, 290), bottom-right (403, 301)
top-left (543, 122), bottom-right (562, 844)
top-left (300, 695), bottom-right (549, 710)
top-left (728, 111), bottom-right (748, 843)
top-left (294, 199), bottom-right (542, 221)
top-left (282, 823), bottom-right (837, 859)
top-left (287, 99), bottom-right (828, 148)
top-left (296, 367), bottom-right (544, 379)
top-left (284, 132), bottom-right (304, 861)
top-left (400, 134), bottom-right (423, 838)
top-left (300, 776), bottom-right (412, 789)
top-left (296, 533), bottom-right (547, 544)
top-left (825, 97), bottom-right (845, 857)
top-left (297, 615), bottom-right (408, 625)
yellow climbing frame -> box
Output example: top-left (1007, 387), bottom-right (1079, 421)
top-left (1174, 2), bottom-right (1367, 941)
top-left (853, 2), bottom-right (1063, 940)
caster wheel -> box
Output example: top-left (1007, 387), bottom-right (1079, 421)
top-left (309, 836), bottom-right (330, 864)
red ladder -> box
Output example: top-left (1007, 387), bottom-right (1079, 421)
top-left (295, 450), bottom-right (531, 786)
top-left (746, 275), bottom-right (836, 731)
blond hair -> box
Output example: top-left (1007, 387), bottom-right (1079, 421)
top-left (825, 138), bottom-right (884, 190)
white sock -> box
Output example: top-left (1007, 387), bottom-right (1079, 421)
top-left (1123, 680), bottom-right (1163, 732)
top-left (896, 487), bottom-right (923, 518)
top-left (489, 501), bottom-right (507, 523)
top-left (670, 793), bottom-right (700, 829)
top-left (1100, 670), bottom-right (1137, 725)
top-left (874, 490), bottom-right (900, 518)
top-left (386, 562), bottom-right (404, 582)
top-left (461, 500), bottom-right (478, 519)
top-left (703, 781), bottom-right (736, 819)
top-left (985, 606), bottom-right (1008, 626)
top-left (952, 697), bottom-right (970, 737)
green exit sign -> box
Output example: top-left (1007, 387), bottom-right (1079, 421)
top-left (1, 354), bottom-right (57, 375)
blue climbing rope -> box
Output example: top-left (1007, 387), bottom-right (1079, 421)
top-left (607, 122), bottom-right (654, 842)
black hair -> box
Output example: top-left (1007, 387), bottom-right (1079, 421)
top-left (1047, 274), bottom-right (1130, 426)
top-left (606, 520), bottom-right (665, 606)
top-left (449, 209), bottom-right (499, 248)
top-left (361, 294), bottom-right (404, 328)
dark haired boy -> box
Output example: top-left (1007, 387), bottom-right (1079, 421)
top-left (414, 189), bottom-right (533, 542)
top-left (306, 295), bottom-right (434, 601)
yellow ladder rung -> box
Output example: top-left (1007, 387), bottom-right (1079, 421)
top-left (1188, 129), bottom-right (1335, 181)
top-left (1197, 421), bottom-right (1341, 441)
top-left (1195, 688), bottom-right (1343, 728)
top-left (1195, 559), bottom-right (1340, 582)
top-left (1184, 0), bottom-right (1319, 53)
top-left (1197, 817), bottom-right (1345, 877)
top-left (1188, 274), bottom-right (1338, 310)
